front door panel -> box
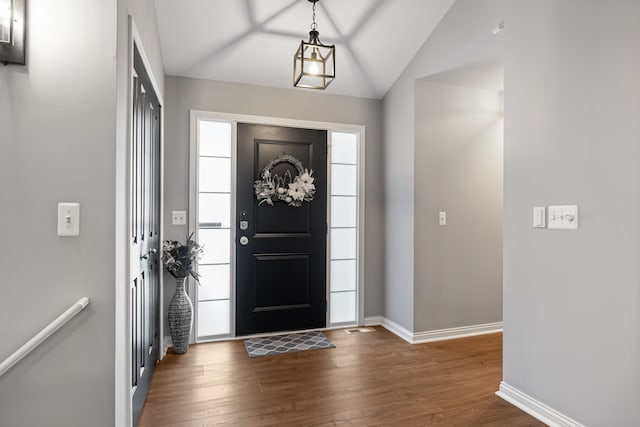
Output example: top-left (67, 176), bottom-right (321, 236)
top-left (236, 124), bottom-right (327, 335)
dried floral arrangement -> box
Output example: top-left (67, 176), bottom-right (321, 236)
top-left (161, 233), bottom-right (204, 283)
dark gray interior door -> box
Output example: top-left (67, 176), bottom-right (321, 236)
top-left (236, 123), bottom-right (327, 336)
top-left (131, 47), bottom-right (161, 427)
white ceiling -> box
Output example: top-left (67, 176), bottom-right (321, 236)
top-left (154, 0), bottom-right (455, 99)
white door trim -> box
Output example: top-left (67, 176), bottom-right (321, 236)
top-left (189, 110), bottom-right (366, 342)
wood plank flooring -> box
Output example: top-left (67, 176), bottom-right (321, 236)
top-left (138, 329), bottom-right (543, 426)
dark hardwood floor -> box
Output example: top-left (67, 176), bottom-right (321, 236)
top-left (138, 329), bottom-right (543, 426)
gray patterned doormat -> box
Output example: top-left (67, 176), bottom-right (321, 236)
top-left (243, 331), bottom-right (335, 358)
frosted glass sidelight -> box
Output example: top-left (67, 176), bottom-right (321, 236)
top-left (198, 264), bottom-right (230, 301)
top-left (331, 132), bottom-right (357, 164)
top-left (199, 158), bottom-right (231, 193)
top-left (199, 193), bottom-right (231, 227)
top-left (330, 291), bottom-right (356, 323)
top-left (199, 120), bottom-right (231, 158)
top-left (197, 300), bottom-right (230, 337)
top-left (330, 228), bottom-right (356, 260)
top-left (330, 164), bottom-right (357, 196)
top-left (330, 259), bottom-right (356, 292)
top-left (199, 229), bottom-right (231, 264)
top-left (331, 196), bottom-right (357, 228)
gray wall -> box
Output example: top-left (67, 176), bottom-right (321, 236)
top-left (503, 1), bottom-right (640, 425)
top-left (382, 75), bottom-right (416, 330)
top-left (162, 76), bottom-right (384, 334)
top-left (414, 81), bottom-right (503, 332)
top-left (0, 1), bottom-right (117, 425)
top-left (381, 0), bottom-right (504, 331)
top-left (0, 0), bottom-right (164, 426)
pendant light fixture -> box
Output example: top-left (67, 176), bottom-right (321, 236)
top-left (293, 0), bottom-right (335, 90)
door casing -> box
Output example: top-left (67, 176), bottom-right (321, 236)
top-left (189, 111), bottom-right (366, 342)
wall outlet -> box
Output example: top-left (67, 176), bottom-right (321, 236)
top-left (171, 210), bottom-right (187, 225)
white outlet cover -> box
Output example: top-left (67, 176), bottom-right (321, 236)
top-left (548, 205), bottom-right (579, 230)
top-left (172, 210), bottom-right (187, 225)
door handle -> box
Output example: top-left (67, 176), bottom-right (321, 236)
top-left (240, 236), bottom-right (249, 246)
top-left (141, 248), bottom-right (157, 260)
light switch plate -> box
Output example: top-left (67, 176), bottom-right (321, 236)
top-left (172, 210), bottom-right (187, 225)
top-left (533, 207), bottom-right (546, 228)
top-left (548, 205), bottom-right (578, 230)
top-left (58, 203), bottom-right (80, 236)
top-left (439, 212), bottom-right (447, 226)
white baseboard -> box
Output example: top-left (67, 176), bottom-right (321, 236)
top-left (380, 317), bottom-right (414, 343)
top-left (496, 382), bottom-right (584, 427)
top-left (172, 317), bottom-right (499, 351)
top-left (370, 316), bottom-right (502, 344)
top-left (412, 321), bottom-right (503, 344)
top-left (364, 316), bottom-right (382, 326)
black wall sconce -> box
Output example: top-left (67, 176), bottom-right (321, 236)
top-left (1, 0), bottom-right (26, 65)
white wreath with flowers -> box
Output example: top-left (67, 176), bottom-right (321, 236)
top-left (254, 155), bottom-right (315, 207)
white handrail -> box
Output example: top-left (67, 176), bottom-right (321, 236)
top-left (0, 297), bottom-right (90, 378)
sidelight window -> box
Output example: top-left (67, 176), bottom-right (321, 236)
top-left (328, 131), bottom-right (360, 325)
top-left (195, 119), bottom-right (233, 339)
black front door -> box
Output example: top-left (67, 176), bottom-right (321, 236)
top-left (236, 124), bottom-right (327, 336)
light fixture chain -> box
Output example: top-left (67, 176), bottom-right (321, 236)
top-left (311, 1), bottom-right (317, 31)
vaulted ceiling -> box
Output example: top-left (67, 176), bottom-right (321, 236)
top-left (154, 0), bottom-right (455, 99)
